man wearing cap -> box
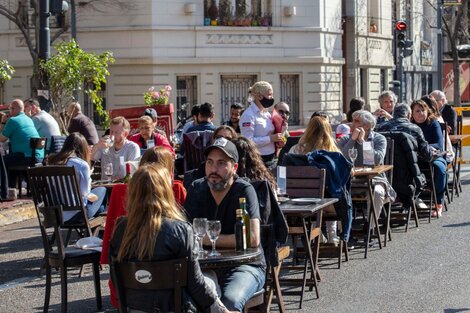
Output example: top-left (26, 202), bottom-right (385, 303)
top-left (143, 108), bottom-right (167, 137)
top-left (184, 138), bottom-right (265, 312)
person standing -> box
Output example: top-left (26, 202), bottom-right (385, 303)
top-left (0, 99), bottom-right (43, 188)
top-left (67, 102), bottom-right (99, 146)
top-left (240, 81), bottom-right (284, 166)
top-left (223, 103), bottom-right (244, 133)
top-left (24, 98), bottom-right (61, 153)
top-left (186, 102), bottom-right (217, 133)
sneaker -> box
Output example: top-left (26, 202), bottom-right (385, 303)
top-left (320, 233), bottom-right (328, 244)
top-left (415, 198), bottom-right (428, 209)
top-left (327, 235), bottom-right (340, 247)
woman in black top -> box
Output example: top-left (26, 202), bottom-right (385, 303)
top-left (110, 165), bottom-right (232, 313)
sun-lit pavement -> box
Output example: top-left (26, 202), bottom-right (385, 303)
top-left (1, 167), bottom-right (470, 312)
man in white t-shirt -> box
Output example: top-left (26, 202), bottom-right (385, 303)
top-left (24, 98), bottom-right (61, 152)
top-left (92, 116), bottom-right (140, 180)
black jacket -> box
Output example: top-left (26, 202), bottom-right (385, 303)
top-left (109, 218), bottom-right (217, 313)
top-left (378, 131), bottom-right (426, 204)
top-left (377, 118), bottom-right (433, 162)
top-left (441, 104), bottom-right (457, 135)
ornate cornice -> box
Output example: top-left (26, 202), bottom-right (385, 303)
top-left (206, 34), bottom-right (273, 45)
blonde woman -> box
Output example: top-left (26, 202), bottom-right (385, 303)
top-left (110, 165), bottom-right (232, 313)
top-left (240, 81), bottom-right (284, 166)
top-left (289, 116), bottom-right (342, 246)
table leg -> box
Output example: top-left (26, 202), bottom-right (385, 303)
top-left (365, 177), bottom-right (382, 259)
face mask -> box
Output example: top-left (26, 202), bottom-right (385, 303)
top-left (260, 97), bottom-right (274, 108)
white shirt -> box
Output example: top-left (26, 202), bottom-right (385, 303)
top-left (240, 102), bottom-right (275, 156)
top-left (94, 140), bottom-right (140, 179)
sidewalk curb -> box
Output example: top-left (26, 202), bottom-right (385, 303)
top-left (0, 201), bottom-right (36, 227)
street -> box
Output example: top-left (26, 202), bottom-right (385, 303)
top-left (1, 170), bottom-right (470, 312)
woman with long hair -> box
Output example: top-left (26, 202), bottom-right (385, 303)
top-left (289, 116), bottom-right (342, 245)
top-left (140, 146), bottom-right (186, 205)
top-left (233, 136), bottom-right (277, 190)
top-left (410, 100), bottom-right (447, 217)
top-left (110, 165), bottom-right (231, 313)
top-left (48, 132), bottom-right (106, 220)
top-left (240, 81), bottom-right (284, 166)
top-left (290, 116), bottom-right (340, 154)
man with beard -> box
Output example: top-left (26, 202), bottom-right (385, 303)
top-left (223, 103), bottom-right (244, 133)
top-left (184, 138), bottom-right (265, 312)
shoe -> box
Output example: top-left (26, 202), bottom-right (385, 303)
top-left (431, 204), bottom-right (443, 217)
top-left (415, 198), bottom-right (428, 209)
top-left (320, 233), bottom-right (328, 244)
top-left (327, 234), bottom-right (340, 247)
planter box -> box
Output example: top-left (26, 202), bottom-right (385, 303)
top-left (109, 104), bottom-right (174, 139)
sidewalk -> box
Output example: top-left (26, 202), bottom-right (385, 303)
top-left (0, 197), bottom-right (35, 227)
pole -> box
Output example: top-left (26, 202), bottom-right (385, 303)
top-left (398, 51), bottom-right (404, 103)
top-left (38, 0), bottom-right (50, 60)
top-left (71, 0), bottom-right (77, 40)
top-left (437, 0), bottom-right (443, 91)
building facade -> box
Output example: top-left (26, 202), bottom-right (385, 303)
top-left (0, 0), bottom-right (345, 126)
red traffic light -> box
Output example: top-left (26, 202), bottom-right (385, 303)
top-left (395, 21), bottom-right (407, 31)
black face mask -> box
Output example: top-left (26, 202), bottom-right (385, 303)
top-left (260, 97), bottom-right (274, 108)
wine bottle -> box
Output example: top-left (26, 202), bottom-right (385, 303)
top-left (239, 197), bottom-right (251, 248)
top-left (123, 163), bottom-right (131, 183)
top-left (234, 209), bottom-right (246, 251)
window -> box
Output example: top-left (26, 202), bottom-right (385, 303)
top-left (380, 69), bottom-right (386, 92)
top-left (204, 0), bottom-right (272, 26)
top-left (280, 74), bottom-right (300, 126)
top-left (220, 75), bottom-right (257, 123)
top-left (176, 76), bottom-right (198, 123)
top-left (367, 0), bottom-right (380, 33)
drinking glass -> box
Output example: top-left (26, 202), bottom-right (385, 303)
top-left (348, 148), bottom-right (358, 170)
top-left (193, 218), bottom-right (208, 256)
top-left (105, 136), bottom-right (114, 148)
top-left (206, 220), bottom-right (221, 256)
top-left (103, 163), bottom-right (113, 181)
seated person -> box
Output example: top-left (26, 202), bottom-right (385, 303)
top-left (109, 165), bottom-right (232, 313)
top-left (129, 115), bottom-right (175, 157)
top-left (142, 107), bottom-right (168, 137)
top-left (48, 133), bottom-right (106, 221)
top-left (92, 116), bottom-right (140, 180)
top-left (410, 100), bottom-right (447, 217)
top-left (374, 90), bottom-right (396, 127)
top-left (184, 138), bottom-right (265, 312)
top-left (0, 99), bottom-right (43, 188)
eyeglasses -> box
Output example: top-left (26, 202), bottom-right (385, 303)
top-left (278, 110), bottom-right (290, 117)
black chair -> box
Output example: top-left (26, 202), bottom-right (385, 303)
top-left (31, 201), bottom-right (101, 313)
top-left (277, 136), bottom-right (300, 165)
top-left (9, 137), bottom-right (47, 197)
top-left (110, 257), bottom-right (188, 313)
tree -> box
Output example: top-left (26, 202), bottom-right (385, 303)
top-left (0, 59), bottom-right (15, 103)
top-left (40, 39), bottom-right (114, 132)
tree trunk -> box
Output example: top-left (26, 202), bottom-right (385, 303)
top-left (452, 47), bottom-right (461, 106)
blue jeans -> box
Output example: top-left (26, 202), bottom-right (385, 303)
top-left (217, 264), bottom-right (265, 312)
top-left (432, 157), bottom-right (447, 205)
top-left (86, 187), bottom-right (107, 218)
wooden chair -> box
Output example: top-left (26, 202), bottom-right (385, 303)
top-left (28, 169), bottom-right (102, 313)
top-left (110, 257), bottom-right (188, 313)
top-left (9, 137), bottom-right (47, 197)
top-left (28, 166), bottom-right (106, 243)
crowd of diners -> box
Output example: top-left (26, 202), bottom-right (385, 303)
top-left (0, 80), bottom-right (458, 312)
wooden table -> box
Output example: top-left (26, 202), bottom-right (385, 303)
top-left (279, 198), bottom-right (338, 308)
top-left (198, 248), bottom-right (263, 270)
top-left (352, 165), bottom-right (393, 258)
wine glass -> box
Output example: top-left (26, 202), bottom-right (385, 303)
top-left (193, 218), bottom-right (208, 257)
top-left (206, 220), bottom-right (221, 257)
top-left (103, 163), bottom-right (113, 181)
top-left (348, 148), bottom-right (358, 170)
top-left (105, 136), bottom-right (114, 148)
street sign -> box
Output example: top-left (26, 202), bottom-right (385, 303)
top-left (395, 21), bottom-right (407, 31)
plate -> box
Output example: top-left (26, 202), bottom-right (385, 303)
top-left (290, 198), bottom-right (322, 205)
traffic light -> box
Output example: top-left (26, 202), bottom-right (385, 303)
top-left (395, 21), bottom-right (413, 57)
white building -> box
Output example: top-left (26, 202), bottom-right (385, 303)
top-left (0, 0), bottom-right (346, 127)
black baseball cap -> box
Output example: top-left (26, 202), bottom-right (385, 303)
top-left (204, 137), bottom-right (239, 163)
top-left (143, 108), bottom-right (158, 121)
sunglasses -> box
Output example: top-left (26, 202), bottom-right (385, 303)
top-left (278, 110), bottom-right (290, 117)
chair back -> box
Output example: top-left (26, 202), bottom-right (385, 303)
top-left (182, 131), bottom-right (213, 171)
top-left (30, 137), bottom-right (47, 166)
top-left (456, 115), bottom-right (463, 135)
top-left (277, 136), bottom-right (301, 165)
top-left (50, 135), bottom-right (66, 154)
top-left (384, 138), bottom-right (394, 185)
top-left (284, 166), bottom-right (326, 198)
top-left (28, 166), bottom-right (92, 235)
top-left (110, 257), bottom-right (188, 313)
